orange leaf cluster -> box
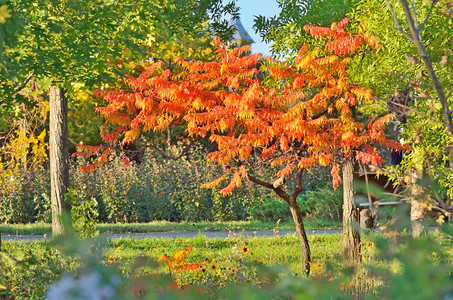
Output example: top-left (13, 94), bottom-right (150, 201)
top-left (158, 246), bottom-right (206, 273)
top-left (75, 19), bottom-right (404, 193)
top-left (303, 17), bottom-right (378, 56)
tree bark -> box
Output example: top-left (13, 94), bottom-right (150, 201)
top-left (342, 158), bottom-right (361, 265)
top-left (410, 174), bottom-right (426, 238)
top-left (49, 86), bottom-right (71, 236)
top-left (410, 199), bottom-right (426, 238)
top-left (288, 195), bottom-right (311, 275)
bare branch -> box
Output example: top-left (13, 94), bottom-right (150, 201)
top-left (385, 0), bottom-right (415, 42)
top-left (362, 162), bottom-right (376, 214)
top-left (389, 101), bottom-right (442, 125)
top-left (412, 0), bottom-right (418, 27)
top-left (433, 191), bottom-right (452, 211)
top-left (14, 73), bottom-right (34, 94)
top-left (419, 0), bottom-right (437, 32)
top-left (398, 0), bottom-right (453, 135)
top-left (247, 173), bottom-right (290, 202)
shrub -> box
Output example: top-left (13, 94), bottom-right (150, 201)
top-left (0, 143), bottom-right (339, 224)
top-left (297, 186), bottom-right (343, 221)
top-left (0, 168), bottom-right (51, 224)
top-left (65, 186), bottom-right (99, 238)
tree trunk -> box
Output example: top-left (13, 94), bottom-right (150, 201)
top-left (288, 196), bottom-right (311, 275)
top-left (410, 176), bottom-right (426, 238)
top-left (342, 158), bottom-right (361, 265)
top-left (247, 173), bottom-right (311, 275)
top-left (410, 199), bottom-right (425, 238)
top-left (49, 86), bottom-right (71, 236)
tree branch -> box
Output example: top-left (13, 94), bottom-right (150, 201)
top-left (419, 0), bottom-right (436, 32)
top-left (290, 168), bottom-right (304, 199)
top-left (149, 136), bottom-right (201, 160)
top-left (385, 0), bottom-right (415, 42)
top-left (412, 0), bottom-right (418, 28)
top-left (0, 73), bottom-right (34, 105)
top-left (398, 0), bottom-right (453, 135)
top-left (14, 73), bottom-right (34, 94)
top-left (247, 173), bottom-right (290, 202)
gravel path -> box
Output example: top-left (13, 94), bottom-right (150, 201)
top-left (1, 229), bottom-right (341, 242)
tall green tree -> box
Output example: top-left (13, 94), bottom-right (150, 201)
top-left (0, 0), bottom-right (237, 235)
top-left (351, 0), bottom-right (453, 236)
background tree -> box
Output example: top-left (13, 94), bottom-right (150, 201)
top-left (253, 0), bottom-right (353, 58)
top-left (0, 0), bottom-right (238, 235)
top-left (351, 0), bottom-right (453, 236)
top-left (77, 20), bottom-right (404, 272)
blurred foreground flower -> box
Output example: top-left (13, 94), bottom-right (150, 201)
top-left (46, 271), bottom-right (121, 300)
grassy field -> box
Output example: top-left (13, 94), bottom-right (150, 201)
top-left (0, 233), bottom-right (344, 299)
top-left (0, 225), bottom-right (453, 300)
top-left (2, 228), bottom-right (453, 299)
top-left (0, 219), bottom-right (341, 235)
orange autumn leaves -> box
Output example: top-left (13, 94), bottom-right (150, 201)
top-left (158, 246), bottom-right (206, 273)
top-left (76, 18), bottom-right (406, 193)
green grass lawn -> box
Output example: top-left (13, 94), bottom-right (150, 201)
top-left (0, 233), bottom-right (344, 299)
top-left (0, 219), bottom-right (341, 235)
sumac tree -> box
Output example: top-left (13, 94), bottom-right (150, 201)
top-left (77, 18), bottom-right (406, 274)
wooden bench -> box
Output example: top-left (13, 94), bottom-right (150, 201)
top-left (358, 201), bottom-right (406, 210)
top-left (357, 201), bottom-right (408, 229)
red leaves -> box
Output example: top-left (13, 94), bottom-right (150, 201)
top-left (74, 144), bottom-right (103, 158)
top-left (325, 36), bottom-right (363, 56)
top-left (331, 163), bottom-right (341, 190)
top-left (277, 163), bottom-right (295, 179)
top-left (356, 145), bottom-right (384, 165)
top-left (280, 134), bottom-right (290, 152)
top-left (76, 23), bottom-right (401, 196)
top-left (304, 17), bottom-right (376, 56)
top-left (158, 245), bottom-right (206, 273)
top-left (261, 144), bottom-right (276, 160)
top-left (220, 166), bottom-right (248, 196)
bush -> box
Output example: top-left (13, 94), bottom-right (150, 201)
top-left (65, 186), bottom-right (99, 238)
top-left (0, 168), bottom-right (51, 224)
top-left (0, 144), bottom-right (339, 224)
top-left (297, 186), bottom-right (343, 221)
top-left (247, 197), bottom-right (291, 221)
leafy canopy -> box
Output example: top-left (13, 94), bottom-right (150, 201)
top-left (77, 18), bottom-right (406, 195)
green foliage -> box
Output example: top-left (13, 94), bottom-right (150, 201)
top-left (65, 186), bottom-right (99, 238)
top-left (0, 144), bottom-right (346, 224)
top-left (0, 241), bottom-right (70, 299)
top-left (368, 224), bottom-right (453, 300)
top-left (247, 198), bottom-right (290, 222)
top-left (0, 0), bottom-right (238, 137)
top-left (351, 0), bottom-right (453, 197)
top-left (298, 186), bottom-right (343, 221)
top-left (0, 168), bottom-right (50, 223)
top-left (253, 0), bottom-right (353, 58)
